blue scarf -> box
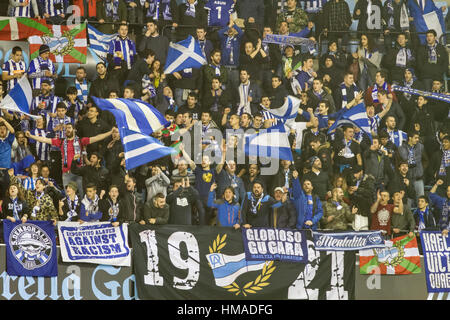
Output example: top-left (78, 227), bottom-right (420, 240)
top-left (371, 82), bottom-right (388, 103)
top-left (11, 197), bottom-right (20, 221)
top-left (185, 1), bottom-right (197, 17)
top-left (66, 195), bottom-right (79, 221)
top-left (340, 82), bottom-right (359, 109)
top-left (105, 0), bottom-right (119, 20)
top-left (250, 193), bottom-right (264, 215)
top-left (75, 79), bottom-right (88, 104)
top-left (428, 42), bottom-right (438, 64)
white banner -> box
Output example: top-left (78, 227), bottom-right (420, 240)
top-left (58, 221), bottom-right (131, 267)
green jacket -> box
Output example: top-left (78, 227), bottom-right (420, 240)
top-left (276, 8), bottom-right (309, 33)
top-left (391, 203), bottom-right (416, 233)
top-left (321, 200), bottom-right (354, 230)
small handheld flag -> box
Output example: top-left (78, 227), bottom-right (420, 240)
top-left (163, 35), bottom-right (207, 74)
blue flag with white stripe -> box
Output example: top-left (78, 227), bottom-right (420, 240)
top-left (163, 35), bottom-right (207, 74)
top-left (87, 24), bottom-right (117, 61)
top-left (327, 103), bottom-right (372, 141)
top-left (121, 128), bottom-right (177, 170)
top-left (0, 76), bottom-right (40, 120)
top-left (92, 97), bottom-right (170, 135)
top-left (265, 95), bottom-right (300, 121)
top-left (408, 0), bottom-right (446, 44)
top-left (244, 123), bottom-right (293, 161)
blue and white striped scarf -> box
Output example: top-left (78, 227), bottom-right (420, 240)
top-left (75, 79), bottom-right (88, 104)
top-left (340, 82), bottom-right (359, 109)
top-left (105, 0), bottom-right (119, 20)
top-left (428, 43), bottom-right (438, 64)
top-left (371, 82), bottom-right (388, 103)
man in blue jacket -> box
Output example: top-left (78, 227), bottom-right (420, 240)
top-left (291, 170), bottom-right (323, 230)
top-left (429, 179), bottom-right (450, 237)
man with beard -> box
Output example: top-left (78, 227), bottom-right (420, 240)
top-left (89, 62), bottom-right (121, 99)
top-left (292, 173), bottom-right (323, 230)
top-left (71, 152), bottom-right (109, 196)
top-left (118, 174), bottom-right (144, 224)
top-left (242, 164), bottom-right (265, 193)
top-left (25, 123), bottom-right (113, 193)
top-left (303, 156), bottom-right (331, 201)
top-left (104, 127), bottom-right (123, 171)
top-left (347, 166), bottom-right (376, 230)
top-left (76, 105), bottom-right (112, 155)
top-left (271, 186), bottom-right (297, 229)
top-left (68, 67), bottom-right (91, 105)
top-left (241, 181), bottom-right (282, 228)
top-left (321, 187), bottom-right (357, 230)
top-left (201, 49), bottom-right (228, 92)
top-left (30, 80), bottom-right (61, 119)
top-left (370, 189), bottom-right (397, 238)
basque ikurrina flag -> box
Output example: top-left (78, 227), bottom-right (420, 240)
top-left (0, 17), bottom-right (49, 41)
top-left (359, 235), bottom-right (421, 275)
top-left (28, 23), bottom-right (87, 63)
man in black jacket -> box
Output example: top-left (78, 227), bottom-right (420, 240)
top-left (383, 33), bottom-right (416, 83)
top-left (269, 75), bottom-right (289, 108)
top-left (138, 20), bottom-right (169, 65)
top-left (118, 174), bottom-right (144, 224)
top-left (303, 156), bottom-right (331, 201)
top-left (241, 181), bottom-right (281, 228)
top-left (89, 62), bottom-right (121, 99)
top-left (125, 48), bottom-right (155, 99)
top-left (76, 105), bottom-right (112, 155)
top-left (167, 178), bottom-right (205, 225)
top-left (416, 29), bottom-right (449, 90)
top-left (71, 152), bottom-right (109, 195)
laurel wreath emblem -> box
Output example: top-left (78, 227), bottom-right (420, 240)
top-left (373, 242), bottom-right (405, 268)
top-left (41, 30), bottom-right (75, 57)
top-left (209, 234), bottom-right (276, 296)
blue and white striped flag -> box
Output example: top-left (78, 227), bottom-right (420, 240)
top-left (205, 252), bottom-right (267, 287)
top-left (91, 97), bottom-right (170, 135)
top-left (245, 123), bottom-right (293, 161)
top-left (164, 35), bottom-right (207, 74)
top-left (408, 0), bottom-right (446, 44)
top-left (121, 128), bottom-right (176, 170)
top-left (0, 76), bottom-right (40, 120)
top-left (265, 95), bottom-right (300, 121)
top-left (327, 102), bottom-right (372, 140)
top-left (87, 24), bottom-right (117, 61)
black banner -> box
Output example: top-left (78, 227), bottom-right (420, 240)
top-left (129, 224), bottom-right (355, 300)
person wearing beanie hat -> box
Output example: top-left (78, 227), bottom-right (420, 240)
top-left (27, 44), bottom-right (57, 91)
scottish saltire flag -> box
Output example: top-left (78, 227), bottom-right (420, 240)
top-left (3, 220), bottom-right (57, 277)
top-left (265, 96), bottom-right (300, 121)
top-left (164, 35), bottom-right (207, 74)
top-left (92, 97), bottom-right (170, 135)
top-left (28, 23), bottom-right (88, 63)
top-left (206, 252), bottom-right (267, 287)
top-left (245, 123), bottom-right (294, 161)
top-left (87, 24), bottom-right (117, 61)
top-left (327, 102), bottom-right (372, 140)
top-left (121, 128), bottom-right (177, 170)
top-left (408, 0), bottom-right (446, 44)
top-left (0, 76), bottom-right (41, 120)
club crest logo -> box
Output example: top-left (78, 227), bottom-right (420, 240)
top-left (373, 242), bottom-right (405, 267)
top-left (9, 223), bottom-right (53, 270)
top-left (206, 234), bottom-right (276, 296)
top-left (41, 30), bottom-right (75, 57)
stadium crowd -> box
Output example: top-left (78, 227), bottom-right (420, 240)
top-left (1, 0), bottom-right (450, 247)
